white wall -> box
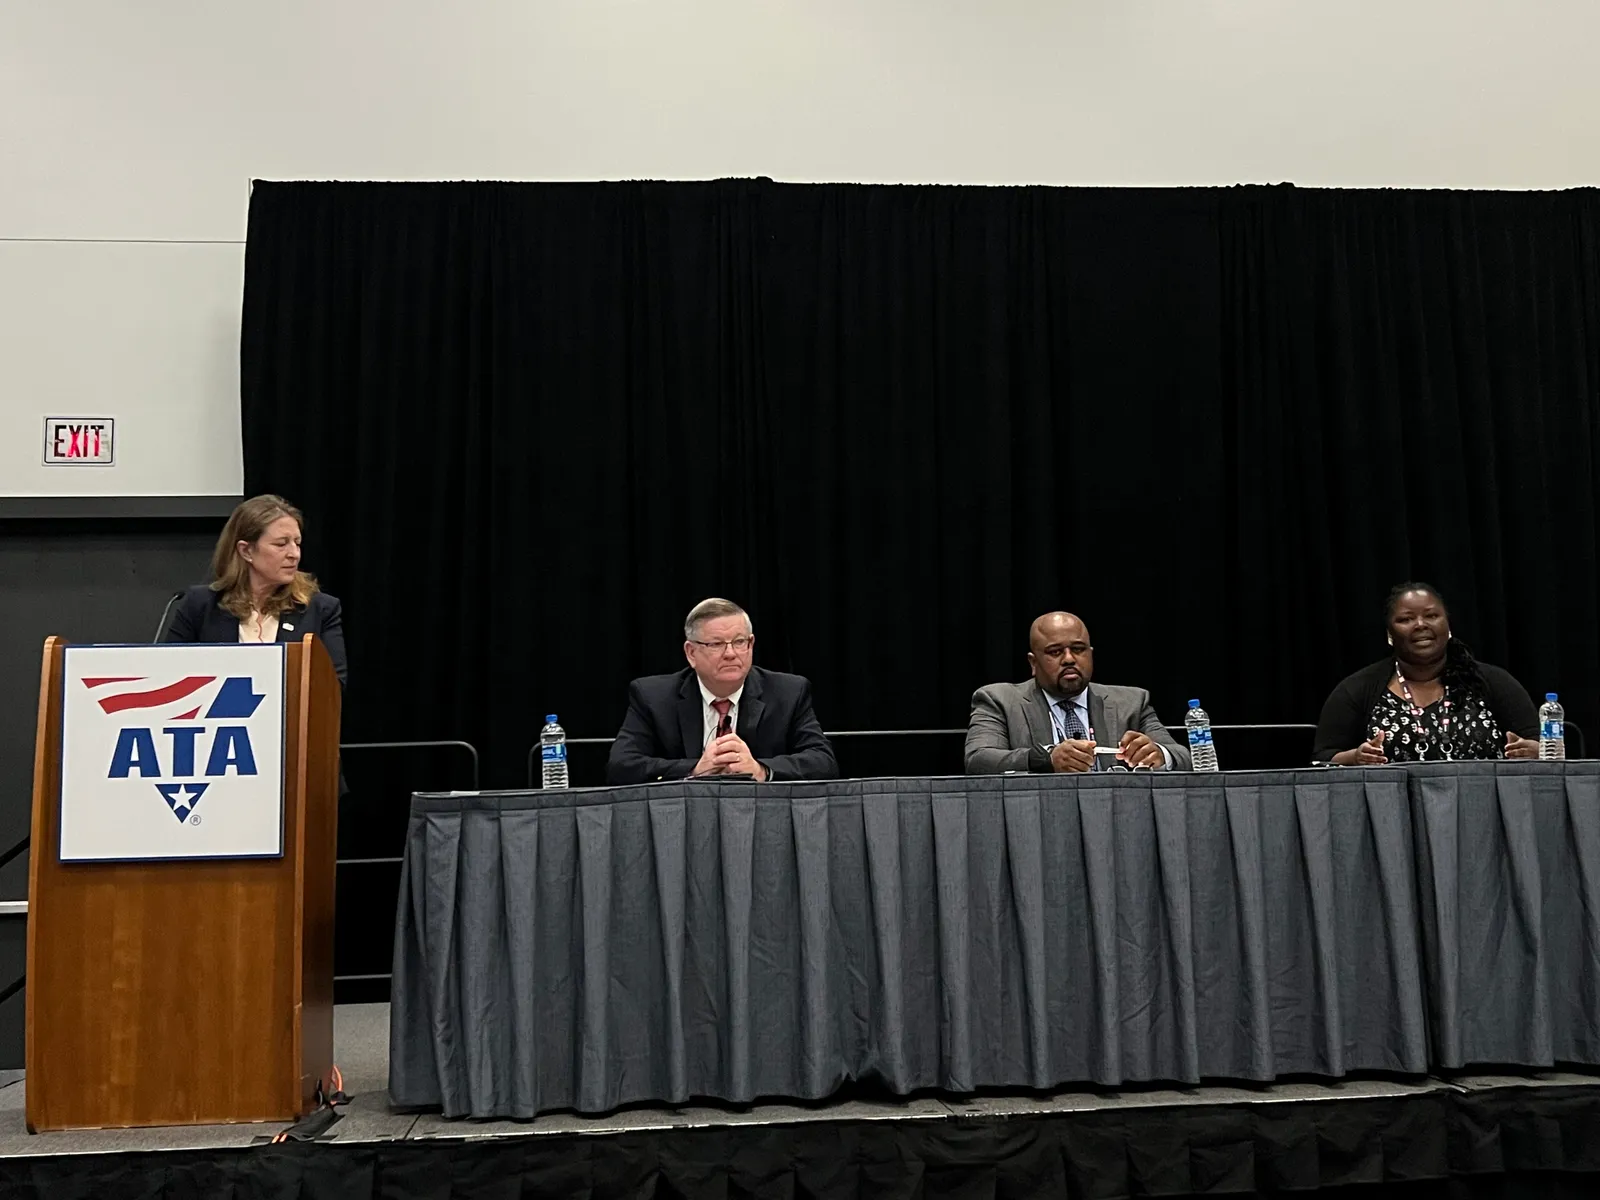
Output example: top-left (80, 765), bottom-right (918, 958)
top-left (0, 240), bottom-right (244, 498)
top-left (3, 0), bottom-right (1597, 495)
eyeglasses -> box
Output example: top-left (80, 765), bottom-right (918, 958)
top-left (690, 636), bottom-right (753, 654)
top-left (1038, 645), bottom-right (1091, 660)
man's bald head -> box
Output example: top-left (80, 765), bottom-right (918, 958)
top-left (1028, 611), bottom-right (1094, 699)
top-left (1029, 612), bottom-right (1089, 652)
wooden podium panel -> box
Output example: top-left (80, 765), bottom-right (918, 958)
top-left (25, 635), bottom-right (340, 1131)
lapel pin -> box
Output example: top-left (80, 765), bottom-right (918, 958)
top-left (282, 622), bottom-right (295, 631)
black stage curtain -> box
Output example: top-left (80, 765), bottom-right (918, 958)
top-left (241, 182), bottom-right (1600, 788)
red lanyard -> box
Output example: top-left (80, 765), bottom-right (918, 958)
top-left (1393, 661), bottom-right (1454, 761)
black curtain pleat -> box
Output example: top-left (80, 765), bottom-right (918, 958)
top-left (241, 180), bottom-right (1600, 788)
top-left (1218, 188), bottom-right (1600, 716)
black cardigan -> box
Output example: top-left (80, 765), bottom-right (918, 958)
top-left (1313, 657), bottom-right (1539, 763)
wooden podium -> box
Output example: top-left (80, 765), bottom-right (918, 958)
top-left (25, 634), bottom-right (341, 1131)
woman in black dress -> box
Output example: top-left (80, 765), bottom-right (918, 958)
top-left (1314, 582), bottom-right (1539, 765)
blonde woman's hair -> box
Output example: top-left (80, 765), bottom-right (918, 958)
top-left (210, 494), bottom-right (320, 619)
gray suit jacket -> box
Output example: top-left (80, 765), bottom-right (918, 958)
top-left (964, 678), bottom-right (1191, 774)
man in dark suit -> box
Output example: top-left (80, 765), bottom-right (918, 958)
top-left (965, 610), bottom-right (1188, 773)
top-left (606, 598), bottom-right (837, 784)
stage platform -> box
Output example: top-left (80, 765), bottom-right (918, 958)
top-left (3, 1004), bottom-right (1600, 1197)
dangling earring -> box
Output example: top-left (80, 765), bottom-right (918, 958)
top-left (1387, 636), bottom-right (1394, 646)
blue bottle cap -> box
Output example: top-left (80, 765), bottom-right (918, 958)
top-left (1546, 693), bottom-right (1558, 702)
top-left (1188, 699), bottom-right (1201, 708)
top-left (546, 713), bottom-right (558, 723)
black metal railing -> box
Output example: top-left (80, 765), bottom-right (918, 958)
top-left (332, 739), bottom-right (480, 985)
top-left (0, 836), bottom-right (29, 874)
top-left (1569, 722), bottom-right (1588, 759)
top-left (525, 721), bottom-right (1589, 785)
top-left (339, 739), bottom-right (480, 791)
top-left (526, 723), bottom-right (1329, 787)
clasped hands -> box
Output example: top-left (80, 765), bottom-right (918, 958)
top-left (693, 733), bottom-right (768, 781)
top-left (1050, 730), bottom-right (1165, 773)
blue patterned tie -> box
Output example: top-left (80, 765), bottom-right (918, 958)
top-left (1061, 702), bottom-right (1086, 742)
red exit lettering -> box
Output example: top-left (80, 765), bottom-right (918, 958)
top-left (48, 421), bottom-right (109, 461)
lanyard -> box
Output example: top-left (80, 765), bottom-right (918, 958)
top-left (1393, 661), bottom-right (1454, 761)
top-left (1050, 700), bottom-right (1092, 745)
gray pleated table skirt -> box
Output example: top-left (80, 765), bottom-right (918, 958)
top-left (388, 762), bottom-right (1600, 1118)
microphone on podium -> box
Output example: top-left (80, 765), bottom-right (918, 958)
top-left (152, 591), bottom-right (184, 643)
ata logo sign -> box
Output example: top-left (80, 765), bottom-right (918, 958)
top-left (102, 674), bottom-right (266, 821)
top-left (43, 417), bottom-right (115, 466)
top-left (60, 644), bottom-right (285, 862)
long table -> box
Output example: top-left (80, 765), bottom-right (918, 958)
top-left (388, 763), bottom-right (1600, 1119)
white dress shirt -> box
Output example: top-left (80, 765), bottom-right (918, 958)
top-left (699, 680), bottom-right (745, 748)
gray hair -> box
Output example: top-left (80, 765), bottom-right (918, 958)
top-left (684, 597), bottom-right (753, 641)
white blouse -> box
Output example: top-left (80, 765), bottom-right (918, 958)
top-left (238, 611), bottom-right (279, 644)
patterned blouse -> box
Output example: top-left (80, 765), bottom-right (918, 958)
top-left (1368, 686), bottom-right (1504, 762)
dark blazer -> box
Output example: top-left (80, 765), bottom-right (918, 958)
top-left (965, 678), bottom-right (1190, 773)
top-left (1313, 657), bottom-right (1538, 762)
top-left (606, 666), bottom-right (837, 784)
top-left (161, 584), bottom-right (348, 687)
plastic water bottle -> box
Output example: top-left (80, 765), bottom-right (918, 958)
top-left (1539, 693), bottom-right (1565, 761)
top-left (1185, 699), bottom-right (1219, 772)
top-left (540, 714), bottom-right (569, 788)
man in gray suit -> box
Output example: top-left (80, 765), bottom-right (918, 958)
top-left (965, 611), bottom-right (1189, 773)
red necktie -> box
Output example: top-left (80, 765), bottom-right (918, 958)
top-left (711, 698), bottom-right (732, 738)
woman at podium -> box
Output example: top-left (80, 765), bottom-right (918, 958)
top-left (161, 494), bottom-right (348, 686)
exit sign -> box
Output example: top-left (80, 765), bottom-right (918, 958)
top-left (43, 418), bottom-right (115, 466)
